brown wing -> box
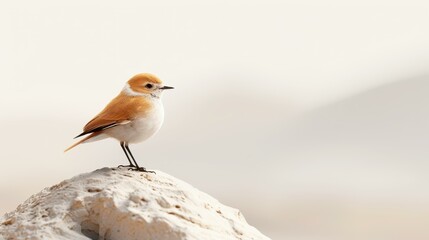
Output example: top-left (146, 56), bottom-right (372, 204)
top-left (75, 93), bottom-right (152, 138)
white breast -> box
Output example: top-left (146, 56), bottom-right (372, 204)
top-left (105, 99), bottom-right (165, 144)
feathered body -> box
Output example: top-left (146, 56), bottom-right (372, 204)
top-left (100, 94), bottom-right (164, 143)
top-left (65, 73), bottom-right (173, 170)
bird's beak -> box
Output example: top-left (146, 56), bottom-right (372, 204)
top-left (160, 86), bottom-right (174, 90)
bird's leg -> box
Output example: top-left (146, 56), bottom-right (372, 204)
top-left (118, 141), bottom-right (135, 169)
top-left (125, 143), bottom-right (155, 174)
top-left (124, 143), bottom-right (141, 169)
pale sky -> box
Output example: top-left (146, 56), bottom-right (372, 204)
top-left (1, 0), bottom-right (429, 118)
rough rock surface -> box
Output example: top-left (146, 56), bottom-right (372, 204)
top-left (0, 168), bottom-right (269, 240)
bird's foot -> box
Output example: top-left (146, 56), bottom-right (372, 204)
top-left (118, 164), bottom-right (135, 168)
top-left (132, 167), bottom-right (156, 174)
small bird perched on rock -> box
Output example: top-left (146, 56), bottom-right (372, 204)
top-left (65, 73), bottom-right (173, 172)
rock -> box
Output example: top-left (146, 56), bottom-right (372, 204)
top-left (0, 168), bottom-right (269, 240)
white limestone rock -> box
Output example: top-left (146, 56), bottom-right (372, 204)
top-left (0, 168), bottom-right (269, 240)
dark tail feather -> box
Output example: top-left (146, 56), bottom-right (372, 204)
top-left (64, 132), bottom-right (100, 152)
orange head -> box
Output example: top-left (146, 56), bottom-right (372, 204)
top-left (124, 73), bottom-right (174, 97)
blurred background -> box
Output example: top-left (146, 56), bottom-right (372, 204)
top-left (1, 0), bottom-right (429, 239)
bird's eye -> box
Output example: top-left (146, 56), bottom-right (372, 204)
top-left (145, 83), bottom-right (153, 89)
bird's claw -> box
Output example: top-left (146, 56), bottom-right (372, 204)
top-left (117, 164), bottom-right (155, 174)
top-left (118, 164), bottom-right (135, 168)
top-left (132, 167), bottom-right (156, 174)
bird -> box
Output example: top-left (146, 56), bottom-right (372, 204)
top-left (65, 73), bottom-right (174, 172)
